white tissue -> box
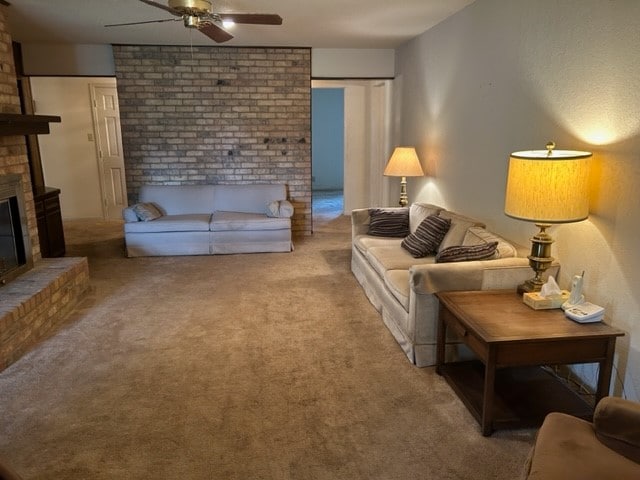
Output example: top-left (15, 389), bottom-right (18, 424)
top-left (539, 276), bottom-right (562, 298)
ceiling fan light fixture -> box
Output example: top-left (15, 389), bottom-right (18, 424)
top-left (222, 19), bottom-right (235, 29)
top-left (168, 0), bottom-right (212, 16)
top-left (183, 15), bottom-right (200, 28)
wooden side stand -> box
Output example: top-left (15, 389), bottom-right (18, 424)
top-left (435, 290), bottom-right (624, 436)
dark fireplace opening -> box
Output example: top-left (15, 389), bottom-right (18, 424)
top-left (0, 174), bottom-right (33, 286)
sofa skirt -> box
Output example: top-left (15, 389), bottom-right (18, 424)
top-left (125, 231), bottom-right (211, 257)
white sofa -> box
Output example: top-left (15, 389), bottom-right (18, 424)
top-left (351, 203), bottom-right (559, 367)
top-left (123, 184), bottom-right (293, 257)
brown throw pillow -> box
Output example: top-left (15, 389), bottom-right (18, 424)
top-left (401, 215), bottom-right (451, 258)
top-left (367, 208), bottom-right (409, 237)
top-left (435, 241), bottom-right (498, 263)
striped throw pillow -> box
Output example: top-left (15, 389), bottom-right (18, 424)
top-left (132, 202), bottom-right (163, 222)
top-left (367, 208), bottom-right (410, 237)
top-left (401, 215), bottom-right (451, 258)
top-left (435, 241), bottom-right (499, 263)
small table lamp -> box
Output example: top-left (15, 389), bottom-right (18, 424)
top-left (384, 147), bottom-right (425, 207)
top-left (504, 142), bottom-right (591, 293)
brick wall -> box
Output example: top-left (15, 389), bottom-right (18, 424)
top-left (0, 5), bottom-right (40, 261)
top-left (113, 45), bottom-right (312, 235)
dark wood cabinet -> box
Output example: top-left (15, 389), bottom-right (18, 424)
top-left (34, 187), bottom-right (65, 258)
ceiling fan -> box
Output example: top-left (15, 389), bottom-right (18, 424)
top-left (105, 0), bottom-right (283, 43)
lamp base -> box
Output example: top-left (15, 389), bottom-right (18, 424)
top-left (398, 176), bottom-right (408, 207)
top-left (518, 223), bottom-right (555, 295)
top-left (517, 278), bottom-right (546, 295)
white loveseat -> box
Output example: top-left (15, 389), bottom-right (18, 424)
top-left (351, 203), bottom-right (559, 367)
top-left (123, 184), bottom-right (293, 257)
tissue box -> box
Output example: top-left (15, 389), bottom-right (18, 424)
top-left (523, 290), bottom-right (570, 310)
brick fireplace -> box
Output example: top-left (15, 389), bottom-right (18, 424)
top-left (0, 4), bottom-right (89, 371)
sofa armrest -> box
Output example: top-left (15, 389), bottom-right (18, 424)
top-left (594, 396), bottom-right (640, 463)
top-left (351, 208), bottom-right (371, 237)
top-left (409, 257), bottom-right (540, 295)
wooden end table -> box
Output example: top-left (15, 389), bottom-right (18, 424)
top-left (435, 290), bottom-right (624, 436)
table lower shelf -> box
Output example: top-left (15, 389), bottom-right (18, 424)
top-left (439, 360), bottom-right (594, 433)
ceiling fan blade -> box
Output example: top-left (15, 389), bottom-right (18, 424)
top-left (105, 18), bottom-right (181, 27)
top-left (199, 23), bottom-right (234, 43)
top-left (218, 13), bottom-right (283, 25)
top-left (138, 0), bottom-right (182, 16)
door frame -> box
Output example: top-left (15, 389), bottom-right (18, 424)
top-left (311, 79), bottom-right (392, 211)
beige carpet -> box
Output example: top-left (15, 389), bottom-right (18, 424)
top-left (0, 216), bottom-right (535, 479)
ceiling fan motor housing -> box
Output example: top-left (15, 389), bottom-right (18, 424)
top-left (168, 0), bottom-right (212, 16)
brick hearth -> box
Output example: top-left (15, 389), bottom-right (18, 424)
top-left (0, 258), bottom-right (89, 370)
top-left (0, 5), bottom-right (89, 371)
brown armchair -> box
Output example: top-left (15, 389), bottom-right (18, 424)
top-left (0, 457), bottom-right (22, 480)
top-left (524, 396), bottom-right (640, 479)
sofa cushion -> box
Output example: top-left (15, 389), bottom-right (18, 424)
top-left (366, 246), bottom-right (435, 278)
top-left (462, 226), bottom-right (518, 259)
top-left (409, 203), bottom-right (443, 233)
top-left (367, 208), bottom-right (409, 237)
top-left (213, 184), bottom-right (287, 214)
top-left (437, 210), bottom-right (485, 251)
top-left (435, 241), bottom-right (498, 263)
top-left (139, 185), bottom-right (216, 215)
top-left (132, 202), bottom-right (163, 221)
top-left (401, 215), bottom-right (451, 258)
top-left (384, 270), bottom-right (411, 310)
top-left (124, 214), bottom-right (211, 233)
top-left (353, 235), bottom-right (403, 255)
top-left (210, 211), bottom-right (290, 231)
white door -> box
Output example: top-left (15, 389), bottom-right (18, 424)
top-left (90, 84), bottom-right (127, 220)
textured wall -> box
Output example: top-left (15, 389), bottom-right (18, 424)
top-left (113, 45), bottom-right (311, 235)
top-left (394, 0), bottom-right (640, 400)
top-left (0, 6), bottom-right (40, 261)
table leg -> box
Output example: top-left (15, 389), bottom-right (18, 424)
top-left (481, 348), bottom-right (496, 436)
top-left (436, 305), bottom-right (447, 375)
top-left (595, 337), bottom-right (616, 403)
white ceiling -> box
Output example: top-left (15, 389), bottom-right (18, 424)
top-left (7, 0), bottom-right (475, 49)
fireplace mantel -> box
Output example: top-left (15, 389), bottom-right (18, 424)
top-left (0, 113), bottom-right (61, 136)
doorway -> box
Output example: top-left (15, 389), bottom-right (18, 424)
top-left (29, 77), bottom-right (126, 220)
top-left (311, 79), bottom-right (392, 224)
top-left (311, 88), bottom-right (344, 222)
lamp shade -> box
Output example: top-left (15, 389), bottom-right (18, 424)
top-left (383, 147), bottom-right (425, 177)
top-left (504, 145), bottom-right (591, 224)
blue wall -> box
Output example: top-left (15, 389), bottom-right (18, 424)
top-left (311, 88), bottom-right (344, 190)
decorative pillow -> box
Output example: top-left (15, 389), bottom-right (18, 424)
top-left (122, 206), bottom-right (139, 223)
top-left (266, 200), bottom-right (280, 217)
top-left (436, 241), bottom-right (499, 263)
top-left (437, 210), bottom-right (485, 252)
top-left (401, 215), bottom-right (451, 258)
top-left (132, 202), bottom-right (163, 222)
top-left (367, 208), bottom-right (409, 237)
top-left (409, 203), bottom-right (442, 233)
top-left (462, 226), bottom-right (518, 259)
top-left (266, 200), bottom-right (294, 218)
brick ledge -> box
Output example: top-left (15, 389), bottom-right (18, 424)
top-left (0, 257), bottom-right (90, 371)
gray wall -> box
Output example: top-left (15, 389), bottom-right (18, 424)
top-left (394, 0), bottom-right (640, 400)
top-left (312, 88), bottom-right (344, 191)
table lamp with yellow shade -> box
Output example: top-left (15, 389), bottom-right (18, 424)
top-left (504, 141), bottom-right (592, 294)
